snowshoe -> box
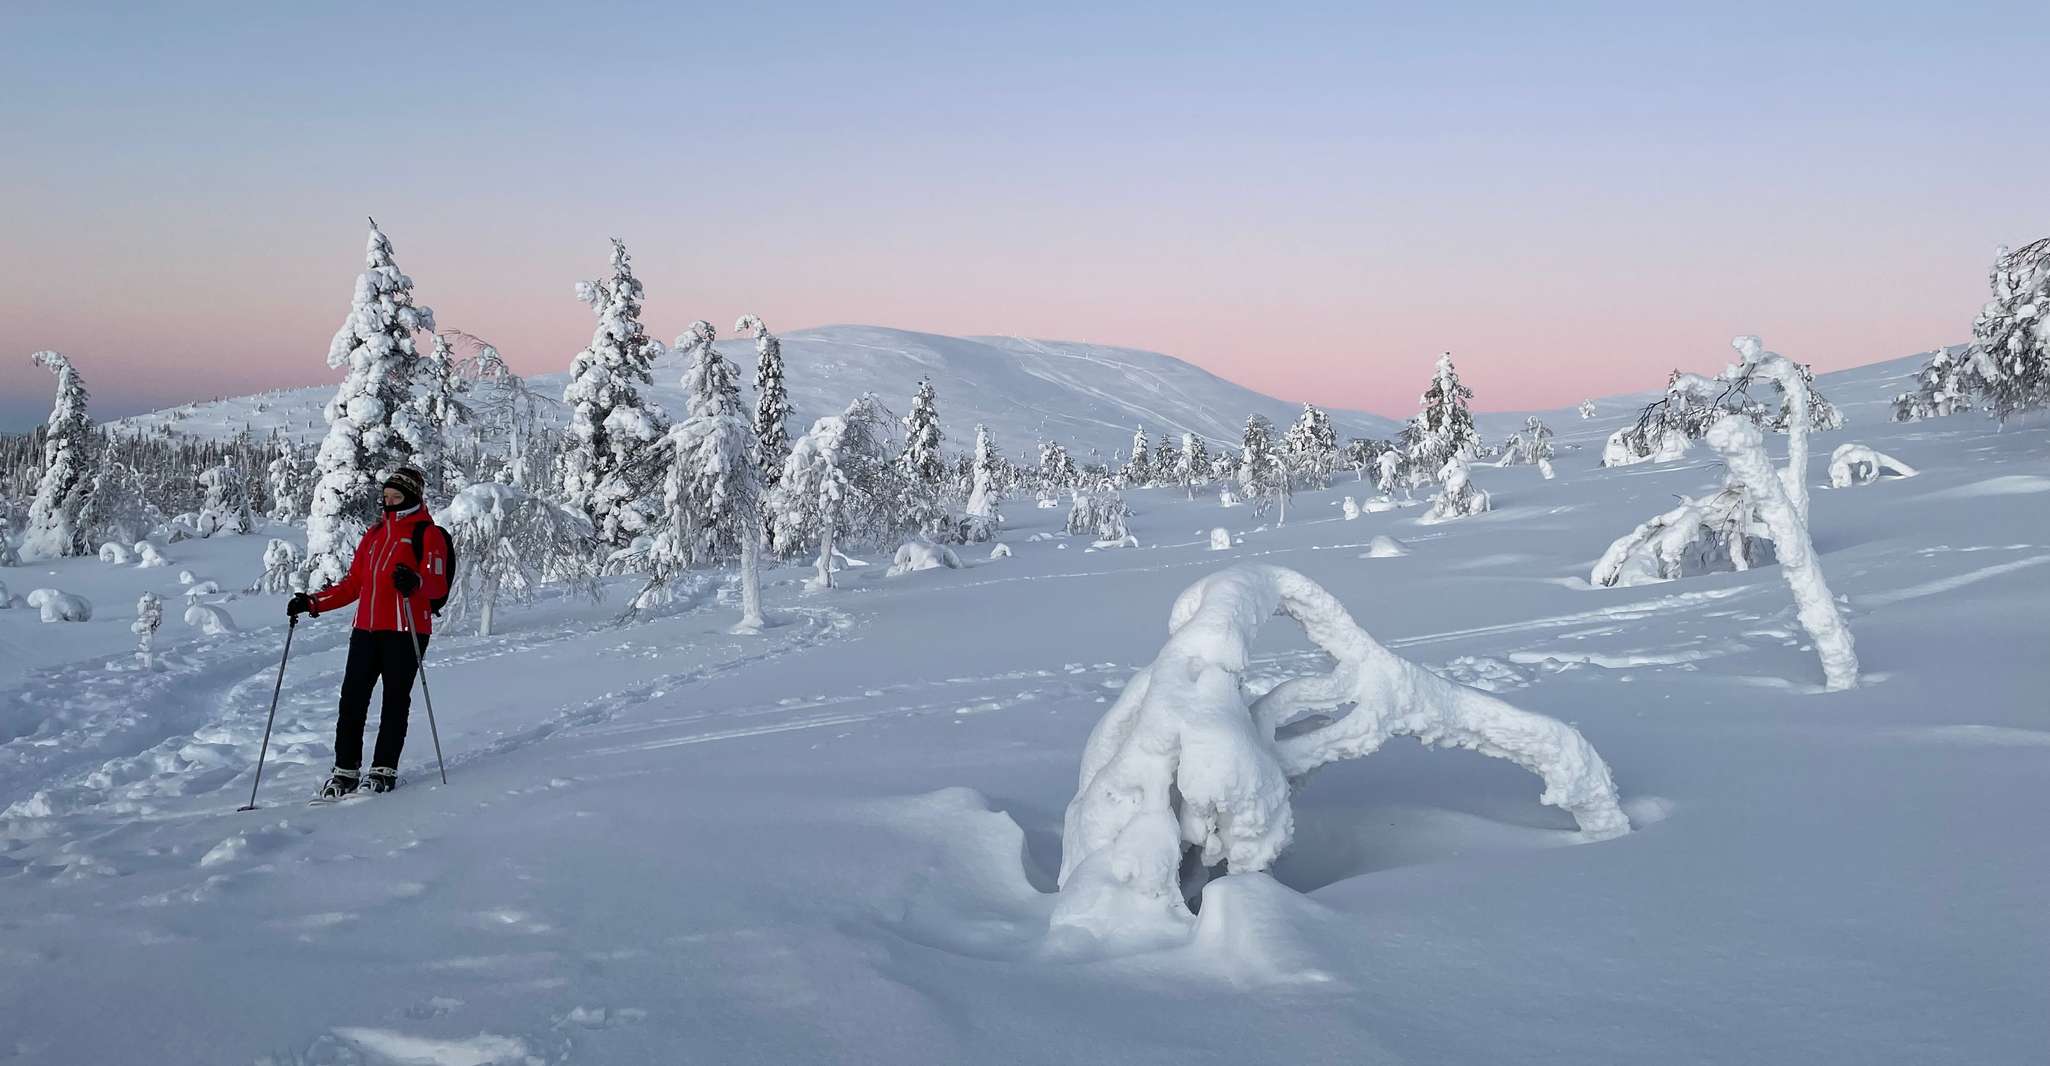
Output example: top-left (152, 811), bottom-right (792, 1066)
top-left (308, 769), bottom-right (360, 805)
top-left (365, 767), bottom-right (401, 794)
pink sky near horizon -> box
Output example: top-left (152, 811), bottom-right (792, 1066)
top-left (2, 3), bottom-right (2040, 430)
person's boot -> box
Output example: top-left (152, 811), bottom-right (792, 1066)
top-left (365, 766), bottom-right (399, 794)
top-left (316, 767), bottom-right (360, 800)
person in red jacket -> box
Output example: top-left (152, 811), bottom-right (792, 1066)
top-left (287, 467), bottom-right (450, 798)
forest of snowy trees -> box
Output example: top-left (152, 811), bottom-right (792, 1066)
top-left (5, 225), bottom-right (2046, 634)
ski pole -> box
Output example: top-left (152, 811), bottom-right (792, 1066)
top-left (399, 594), bottom-right (448, 785)
top-left (239, 615), bottom-right (297, 812)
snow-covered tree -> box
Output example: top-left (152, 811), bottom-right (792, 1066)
top-left (1578, 399), bottom-right (1597, 420)
top-left (1591, 486), bottom-right (1772, 589)
top-left (1282, 403), bottom-right (1339, 488)
top-left (412, 333), bottom-right (471, 495)
top-left (1123, 427), bottom-right (1152, 487)
top-left (558, 238), bottom-right (666, 547)
top-left (132, 591), bottom-right (163, 668)
top-left (1238, 414), bottom-right (1292, 522)
top-left (738, 314), bottom-right (792, 488)
top-left (441, 482), bottom-right (601, 637)
top-left (1052, 564), bottom-right (1627, 941)
top-left (897, 379), bottom-right (950, 538)
top-left (1892, 348), bottom-right (1973, 422)
top-left (251, 538), bottom-right (301, 594)
top-left (961, 424), bottom-right (1002, 542)
top-left (1407, 352), bottom-right (1479, 480)
top-left (304, 220), bottom-right (436, 587)
top-left (1965, 237), bottom-right (2050, 421)
top-left (1066, 487), bottom-right (1131, 541)
top-left (23, 351), bottom-right (94, 559)
top-left (1828, 443), bottom-right (1917, 488)
top-left (196, 464), bottom-right (248, 536)
top-left (773, 396), bottom-right (896, 589)
top-left (452, 334), bottom-right (554, 488)
top-left (1175, 433), bottom-right (1211, 499)
top-left (266, 443), bottom-right (310, 524)
top-left (1037, 440), bottom-right (1076, 497)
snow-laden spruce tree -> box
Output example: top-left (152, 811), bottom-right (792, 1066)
top-left (1407, 352), bottom-right (1479, 481)
top-left (1037, 440), bottom-right (1076, 498)
top-left (1965, 238), bottom-right (2050, 420)
top-left (412, 333), bottom-right (471, 494)
top-left (266, 443), bottom-right (309, 524)
top-left (558, 238), bottom-right (667, 548)
top-left (737, 314), bottom-right (793, 488)
top-left (1175, 433), bottom-right (1210, 499)
top-left (1123, 427), bottom-right (1152, 488)
top-left (1705, 416), bottom-right (1857, 690)
top-left (304, 221), bottom-right (436, 587)
top-left (251, 538), bottom-right (301, 594)
top-left (634, 324), bottom-right (765, 629)
top-left (441, 482), bottom-right (600, 637)
top-left (132, 591), bottom-right (163, 669)
top-left (1053, 564), bottom-right (1628, 942)
top-left (1238, 414), bottom-right (1292, 522)
top-left (1375, 448), bottom-right (1402, 497)
top-left (1892, 348), bottom-right (1973, 422)
top-left (23, 351), bottom-right (94, 559)
top-left (898, 379), bottom-right (950, 539)
top-left (772, 396), bottom-right (896, 589)
top-left (961, 424), bottom-right (1003, 542)
top-left (1282, 403), bottom-right (1338, 489)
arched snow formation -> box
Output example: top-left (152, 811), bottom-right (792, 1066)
top-left (1054, 564), bottom-right (1628, 940)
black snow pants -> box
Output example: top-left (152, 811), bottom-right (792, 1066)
top-left (334, 629), bottom-right (430, 772)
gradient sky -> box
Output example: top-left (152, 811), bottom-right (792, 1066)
top-left (4, 1), bottom-right (2046, 430)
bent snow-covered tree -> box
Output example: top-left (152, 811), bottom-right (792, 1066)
top-left (1705, 417), bottom-right (1858, 690)
top-left (1892, 348), bottom-right (1973, 422)
top-left (1591, 486), bottom-right (1773, 588)
top-left (1053, 564), bottom-right (1629, 941)
top-left (304, 220), bottom-right (436, 587)
top-left (1828, 443), bottom-right (1917, 488)
top-left (23, 351), bottom-right (94, 559)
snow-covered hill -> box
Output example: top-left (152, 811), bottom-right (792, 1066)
top-left (107, 324), bottom-right (1403, 458)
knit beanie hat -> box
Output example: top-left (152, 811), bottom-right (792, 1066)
top-left (383, 466), bottom-right (426, 507)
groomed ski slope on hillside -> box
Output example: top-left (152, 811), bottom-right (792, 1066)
top-left (3, 355), bottom-right (2046, 1065)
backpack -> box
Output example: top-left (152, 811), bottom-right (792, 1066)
top-left (410, 521), bottom-right (457, 615)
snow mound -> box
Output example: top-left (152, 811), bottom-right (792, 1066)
top-left (988, 542), bottom-right (1012, 559)
top-left (182, 580), bottom-right (222, 601)
top-left (1341, 496), bottom-right (1360, 520)
top-left (27, 588), bottom-right (92, 623)
top-left (1209, 528), bottom-right (1233, 551)
top-left (1361, 535), bottom-right (1409, 558)
top-left (887, 539), bottom-right (963, 577)
top-left (134, 541), bottom-right (167, 568)
top-left (97, 542), bottom-right (132, 564)
top-left (183, 603), bottom-right (237, 636)
top-left (1054, 564), bottom-right (1628, 947)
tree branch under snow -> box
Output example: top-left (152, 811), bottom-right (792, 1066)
top-left (1054, 564), bottom-right (1628, 942)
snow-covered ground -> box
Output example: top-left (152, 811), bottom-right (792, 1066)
top-left (5, 356), bottom-right (2046, 1065)
top-left (105, 325), bottom-right (1402, 459)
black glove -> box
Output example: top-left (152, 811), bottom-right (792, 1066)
top-left (392, 565), bottom-right (420, 596)
top-left (287, 593), bottom-right (314, 618)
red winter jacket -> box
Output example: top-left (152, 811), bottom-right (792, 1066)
top-left (309, 506), bottom-right (451, 634)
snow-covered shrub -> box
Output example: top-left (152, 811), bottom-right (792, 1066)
top-left (1217, 486), bottom-right (1240, 508)
top-left (251, 539), bottom-right (301, 594)
top-left (134, 540), bottom-right (167, 568)
top-left (1419, 457), bottom-right (1489, 524)
top-left (1208, 527), bottom-right (1232, 551)
top-left (1602, 424), bottom-right (1690, 467)
top-left (27, 588), bottom-right (92, 623)
top-left (1341, 496), bottom-right (1360, 520)
top-left (1590, 487), bottom-right (1773, 588)
top-left (0, 521), bottom-right (18, 568)
top-left (98, 541), bottom-right (133, 564)
top-left (1362, 535), bottom-right (1408, 558)
top-left (1578, 399), bottom-right (1597, 420)
top-left (1539, 457), bottom-right (1555, 480)
top-left (133, 592), bottom-right (163, 667)
top-left (183, 580), bottom-right (222, 602)
top-left (1705, 417), bottom-right (1858, 690)
top-left (989, 542), bottom-right (1012, 560)
top-left (1092, 533), bottom-right (1140, 550)
top-left (886, 539), bottom-right (963, 577)
top-left (1067, 490), bottom-right (1131, 541)
top-left (183, 602), bottom-right (237, 636)
top-left (0, 579), bottom-right (10, 606)
top-left (1054, 565), bottom-right (1628, 942)
top-left (178, 569), bottom-right (196, 585)
top-left (1828, 444), bottom-right (1917, 488)
top-left (442, 481), bottom-right (601, 637)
